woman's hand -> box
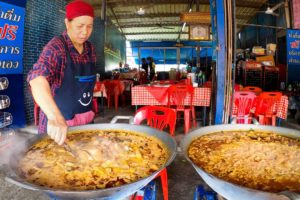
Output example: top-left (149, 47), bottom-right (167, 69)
top-left (30, 76), bottom-right (68, 145)
top-left (47, 114), bottom-right (68, 145)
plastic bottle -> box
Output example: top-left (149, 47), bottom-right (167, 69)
top-left (288, 84), bottom-right (292, 92)
top-left (198, 70), bottom-right (205, 87)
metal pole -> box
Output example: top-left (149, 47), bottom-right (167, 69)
top-left (101, 0), bottom-right (106, 21)
top-left (138, 47), bottom-right (141, 72)
top-left (210, 0), bottom-right (226, 124)
top-left (164, 48), bottom-right (166, 72)
top-left (101, 0), bottom-right (107, 43)
top-left (230, 0), bottom-right (237, 123)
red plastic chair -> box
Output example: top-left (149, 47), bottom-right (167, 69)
top-left (134, 106), bottom-right (177, 136)
top-left (34, 102), bottom-right (39, 126)
top-left (234, 84), bottom-right (243, 91)
top-left (159, 80), bottom-right (176, 85)
top-left (175, 71), bottom-right (181, 81)
top-left (92, 98), bottom-right (98, 114)
top-left (139, 71), bottom-right (147, 84)
top-left (103, 80), bottom-right (123, 111)
top-left (231, 91), bottom-right (257, 124)
top-left (203, 81), bottom-right (212, 88)
top-left (167, 84), bottom-right (196, 134)
top-left (243, 86), bottom-right (262, 95)
top-left (133, 106), bottom-right (176, 200)
top-left (254, 92), bottom-right (282, 126)
top-left (177, 78), bottom-right (192, 85)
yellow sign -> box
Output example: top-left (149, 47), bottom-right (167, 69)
top-left (180, 12), bottom-right (211, 24)
top-left (256, 55), bottom-right (275, 67)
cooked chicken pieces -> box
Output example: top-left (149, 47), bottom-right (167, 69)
top-left (19, 130), bottom-right (168, 190)
top-left (188, 130), bottom-right (300, 193)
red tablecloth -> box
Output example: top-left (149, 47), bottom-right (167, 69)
top-left (232, 95), bottom-right (288, 120)
top-left (131, 85), bottom-right (211, 107)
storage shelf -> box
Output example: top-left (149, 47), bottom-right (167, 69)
top-left (0, 112), bottom-right (13, 129)
top-left (243, 69), bottom-right (262, 87)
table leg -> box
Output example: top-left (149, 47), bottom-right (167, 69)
top-left (277, 118), bottom-right (281, 126)
top-left (135, 105), bottom-right (138, 112)
top-left (202, 107), bottom-right (206, 126)
top-left (101, 94), bottom-right (104, 117)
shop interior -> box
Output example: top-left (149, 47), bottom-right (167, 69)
top-left (0, 0), bottom-right (300, 200)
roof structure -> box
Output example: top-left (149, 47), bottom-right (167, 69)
top-left (67, 0), bottom-right (274, 41)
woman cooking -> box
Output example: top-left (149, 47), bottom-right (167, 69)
top-left (27, 0), bottom-right (96, 145)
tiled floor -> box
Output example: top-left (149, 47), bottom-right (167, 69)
top-left (0, 105), bottom-right (299, 200)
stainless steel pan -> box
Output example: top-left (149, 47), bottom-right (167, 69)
top-left (181, 124), bottom-right (300, 200)
top-left (5, 123), bottom-right (177, 200)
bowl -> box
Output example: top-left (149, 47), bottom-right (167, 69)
top-left (0, 77), bottom-right (9, 90)
top-left (0, 96), bottom-right (10, 110)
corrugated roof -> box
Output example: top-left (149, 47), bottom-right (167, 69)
top-left (69, 0), bottom-right (272, 41)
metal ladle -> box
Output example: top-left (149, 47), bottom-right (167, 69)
top-left (63, 142), bottom-right (78, 158)
top-left (63, 142), bottom-right (96, 160)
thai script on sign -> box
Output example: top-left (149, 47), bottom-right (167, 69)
top-left (0, 2), bottom-right (25, 74)
top-left (0, 24), bottom-right (18, 40)
top-left (0, 45), bottom-right (20, 54)
top-left (0, 60), bottom-right (19, 69)
top-left (0, 8), bottom-right (21, 22)
top-left (287, 29), bottom-right (300, 65)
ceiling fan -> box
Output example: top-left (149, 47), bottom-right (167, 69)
top-left (257, 1), bottom-right (285, 17)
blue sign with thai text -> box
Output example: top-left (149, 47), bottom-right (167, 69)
top-left (0, 1), bottom-right (25, 74)
top-left (287, 29), bottom-right (300, 82)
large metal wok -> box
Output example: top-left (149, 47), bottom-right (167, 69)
top-left (181, 124), bottom-right (300, 200)
top-left (5, 123), bottom-right (177, 200)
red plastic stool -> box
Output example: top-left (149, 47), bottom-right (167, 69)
top-left (92, 98), bottom-right (98, 113)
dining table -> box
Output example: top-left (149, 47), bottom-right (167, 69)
top-left (94, 80), bottom-right (134, 112)
top-left (119, 70), bottom-right (139, 80)
top-left (131, 84), bottom-right (211, 125)
top-left (231, 95), bottom-right (289, 125)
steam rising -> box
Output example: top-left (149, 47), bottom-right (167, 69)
top-left (0, 131), bottom-right (32, 166)
top-left (74, 136), bottom-right (128, 165)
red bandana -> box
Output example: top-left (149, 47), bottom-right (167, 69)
top-left (65, 0), bottom-right (94, 20)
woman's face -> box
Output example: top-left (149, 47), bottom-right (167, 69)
top-left (65, 16), bottom-right (94, 45)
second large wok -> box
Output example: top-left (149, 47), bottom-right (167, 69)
top-left (5, 123), bottom-right (177, 200)
top-left (181, 124), bottom-right (300, 200)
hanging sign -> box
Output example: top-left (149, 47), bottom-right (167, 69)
top-left (0, 1), bottom-right (25, 74)
top-left (180, 12), bottom-right (211, 24)
top-left (287, 29), bottom-right (300, 82)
